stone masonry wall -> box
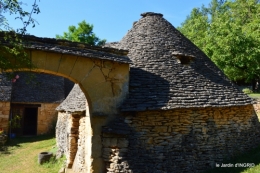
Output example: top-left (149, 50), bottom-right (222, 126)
top-left (56, 112), bottom-right (69, 158)
top-left (102, 105), bottom-right (260, 173)
top-left (67, 114), bottom-right (81, 168)
top-left (253, 100), bottom-right (260, 114)
top-left (0, 102), bottom-right (10, 133)
top-left (56, 111), bottom-right (85, 170)
top-left (72, 116), bottom-right (87, 173)
top-left (37, 103), bottom-right (60, 135)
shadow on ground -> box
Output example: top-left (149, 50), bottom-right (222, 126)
top-left (0, 134), bottom-right (54, 155)
top-left (203, 144), bottom-right (260, 173)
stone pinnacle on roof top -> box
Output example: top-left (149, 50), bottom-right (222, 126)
top-left (141, 12), bottom-right (163, 17)
top-left (115, 12), bottom-right (253, 111)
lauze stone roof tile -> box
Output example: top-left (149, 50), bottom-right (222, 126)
top-left (0, 73), bottom-right (12, 101)
top-left (56, 84), bottom-right (86, 113)
top-left (12, 72), bottom-right (67, 103)
top-left (114, 12), bottom-right (253, 111)
top-left (0, 72), bottom-right (73, 103)
top-left (57, 12), bottom-right (253, 113)
top-left (0, 32), bottom-right (131, 64)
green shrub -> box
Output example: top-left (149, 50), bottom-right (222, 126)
top-left (243, 88), bottom-right (253, 94)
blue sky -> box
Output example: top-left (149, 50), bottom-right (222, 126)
top-left (6, 0), bottom-right (212, 42)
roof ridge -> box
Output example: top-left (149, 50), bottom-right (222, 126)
top-left (0, 31), bottom-right (131, 64)
top-left (0, 31), bottom-right (128, 56)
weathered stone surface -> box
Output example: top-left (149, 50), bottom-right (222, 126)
top-left (117, 138), bottom-right (129, 148)
top-left (37, 103), bottom-right (60, 135)
top-left (12, 72), bottom-right (69, 103)
top-left (56, 84), bottom-right (86, 113)
top-left (0, 74), bottom-right (12, 102)
top-left (56, 112), bottom-right (84, 168)
top-left (54, 12), bottom-right (260, 173)
top-left (110, 12), bottom-right (253, 111)
top-left (102, 117), bottom-right (131, 136)
top-left (0, 102), bottom-right (10, 132)
top-left (0, 71), bottom-right (74, 135)
top-left (102, 105), bottom-right (260, 173)
top-left (0, 32), bottom-right (131, 64)
top-left (72, 116), bottom-right (87, 173)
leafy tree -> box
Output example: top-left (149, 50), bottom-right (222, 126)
top-left (178, 0), bottom-right (260, 85)
top-left (0, 0), bottom-right (40, 34)
top-left (0, 0), bottom-right (40, 76)
top-left (56, 20), bottom-right (106, 46)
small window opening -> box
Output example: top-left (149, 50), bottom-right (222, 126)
top-left (172, 51), bottom-right (195, 65)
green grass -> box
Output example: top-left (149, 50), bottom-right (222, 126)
top-left (248, 93), bottom-right (260, 99)
top-left (0, 135), bottom-right (65, 173)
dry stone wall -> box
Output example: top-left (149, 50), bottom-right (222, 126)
top-left (102, 134), bottom-right (130, 173)
top-left (72, 116), bottom-right (87, 173)
top-left (253, 100), bottom-right (260, 114)
top-left (56, 111), bottom-right (86, 171)
top-left (102, 105), bottom-right (260, 173)
top-left (56, 112), bottom-right (69, 158)
top-left (0, 102), bottom-right (10, 133)
top-left (67, 114), bottom-right (81, 168)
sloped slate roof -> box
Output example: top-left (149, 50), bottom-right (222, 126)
top-left (0, 74), bottom-right (12, 101)
top-left (56, 84), bottom-right (86, 112)
top-left (0, 32), bottom-right (131, 64)
top-left (11, 72), bottom-right (72, 103)
top-left (0, 72), bottom-right (71, 103)
top-left (114, 12), bottom-right (253, 111)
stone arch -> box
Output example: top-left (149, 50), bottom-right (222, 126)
top-left (10, 49), bottom-right (130, 173)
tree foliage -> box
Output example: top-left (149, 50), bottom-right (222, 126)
top-left (178, 0), bottom-right (260, 83)
top-left (0, 0), bottom-right (40, 34)
top-left (56, 20), bottom-right (106, 46)
top-left (0, 0), bottom-right (40, 76)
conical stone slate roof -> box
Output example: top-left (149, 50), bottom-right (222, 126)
top-left (115, 12), bottom-right (253, 111)
top-left (56, 84), bottom-right (86, 113)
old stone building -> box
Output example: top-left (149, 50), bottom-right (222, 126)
top-left (55, 12), bottom-right (260, 173)
top-left (56, 84), bottom-right (87, 169)
top-left (0, 11), bottom-right (259, 173)
top-left (0, 72), bottom-right (73, 136)
top-left (0, 74), bottom-right (12, 134)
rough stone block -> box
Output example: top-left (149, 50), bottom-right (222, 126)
top-left (102, 138), bottom-right (111, 147)
top-left (110, 138), bottom-right (118, 147)
top-left (117, 138), bottom-right (129, 148)
top-left (154, 126), bottom-right (168, 132)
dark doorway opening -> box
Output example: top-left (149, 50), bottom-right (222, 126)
top-left (23, 107), bottom-right (38, 136)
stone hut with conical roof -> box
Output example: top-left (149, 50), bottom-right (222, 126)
top-left (55, 12), bottom-right (260, 173)
top-left (56, 84), bottom-right (87, 169)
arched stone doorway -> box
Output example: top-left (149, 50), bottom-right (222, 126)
top-left (2, 34), bottom-right (131, 173)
